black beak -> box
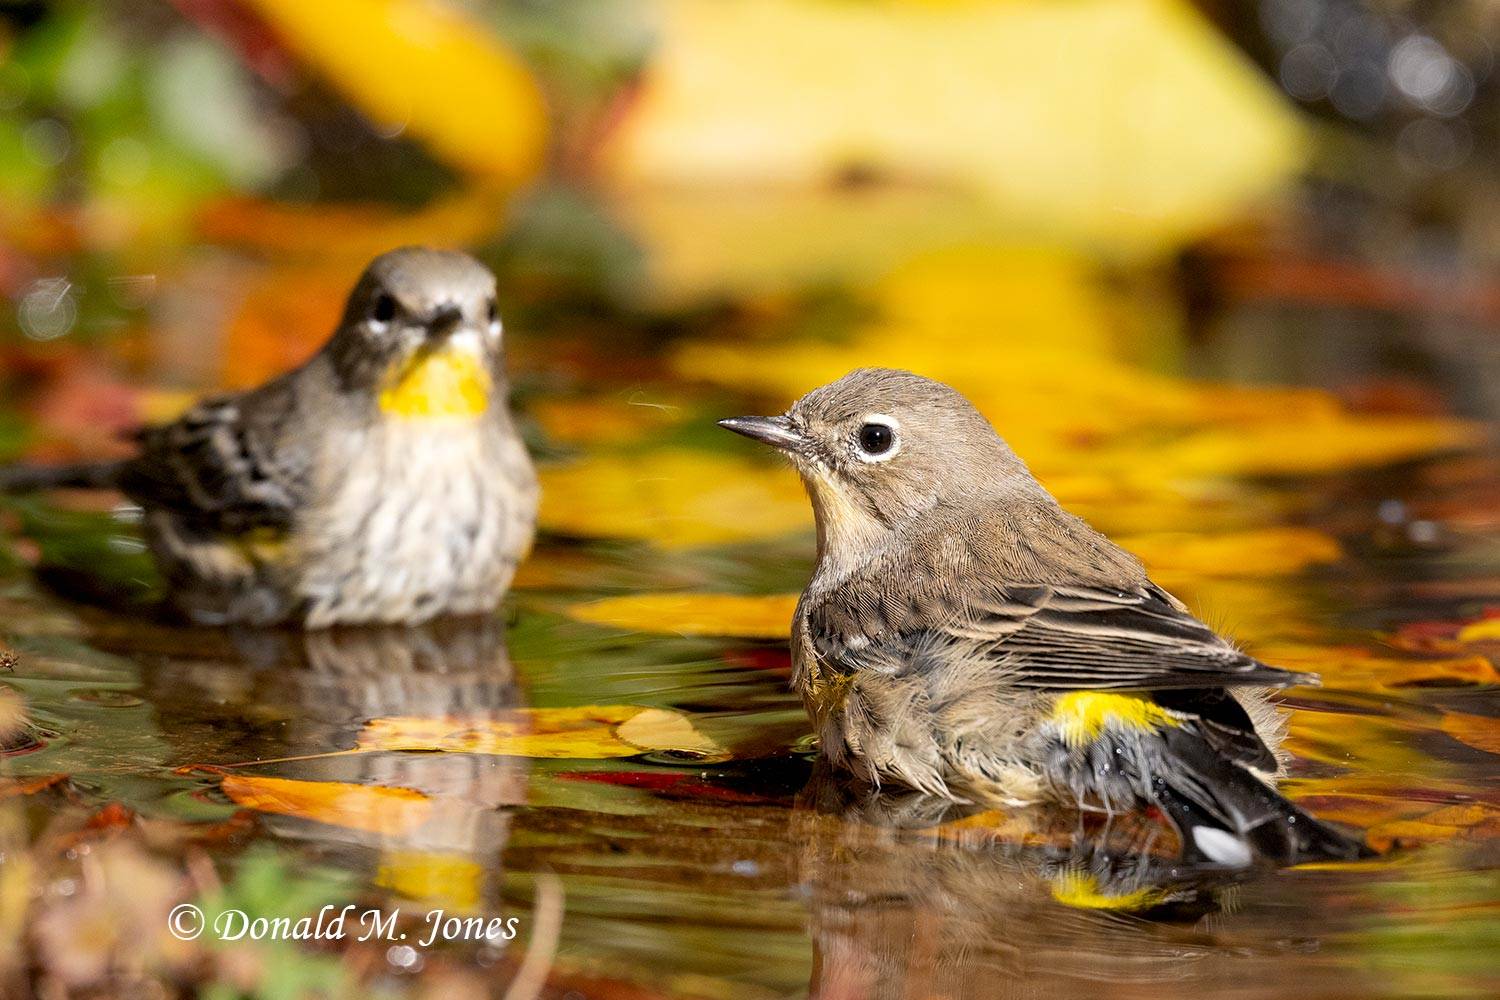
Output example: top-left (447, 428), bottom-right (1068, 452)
top-left (426, 303), bottom-right (465, 338)
top-left (717, 415), bottom-right (806, 453)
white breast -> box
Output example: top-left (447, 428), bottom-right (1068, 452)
top-left (293, 418), bottom-right (535, 626)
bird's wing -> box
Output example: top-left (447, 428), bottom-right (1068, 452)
top-left (957, 582), bottom-right (1314, 691)
top-left (806, 580), bottom-right (1294, 771)
top-left (117, 380), bottom-right (307, 535)
top-left (808, 581), bottom-right (1313, 694)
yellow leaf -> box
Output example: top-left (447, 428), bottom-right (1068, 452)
top-left (221, 774), bottom-right (433, 836)
top-left (1457, 618), bottom-right (1500, 644)
top-left (608, 0), bottom-right (1303, 262)
top-left (1120, 528), bottom-right (1341, 578)
top-left (1441, 713), bottom-right (1500, 755)
top-left (358, 706), bottom-right (727, 760)
top-left (245, 0), bottom-right (546, 183)
top-left (539, 451), bottom-right (810, 548)
top-left (569, 592), bottom-right (798, 639)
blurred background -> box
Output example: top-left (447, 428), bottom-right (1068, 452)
top-left (1, 2), bottom-right (1497, 999)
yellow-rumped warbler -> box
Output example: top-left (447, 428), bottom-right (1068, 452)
top-left (1, 248), bottom-right (537, 628)
top-left (721, 367), bottom-right (1368, 865)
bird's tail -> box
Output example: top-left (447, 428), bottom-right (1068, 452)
top-left (0, 461), bottom-right (126, 493)
top-left (1153, 726), bottom-right (1372, 866)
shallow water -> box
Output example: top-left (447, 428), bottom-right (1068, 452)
top-left (2, 237), bottom-right (1498, 999)
top-left (2, 265), bottom-right (1500, 1000)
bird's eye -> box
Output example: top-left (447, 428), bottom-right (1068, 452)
top-left (855, 420), bottom-right (898, 460)
top-left (372, 294), bottom-right (397, 324)
top-left (486, 298), bottom-right (499, 325)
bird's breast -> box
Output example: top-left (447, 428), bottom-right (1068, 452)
top-left (292, 417), bottom-right (535, 625)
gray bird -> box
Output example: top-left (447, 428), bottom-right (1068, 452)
top-left (720, 367), bottom-right (1368, 865)
top-left (0, 247), bottom-right (538, 628)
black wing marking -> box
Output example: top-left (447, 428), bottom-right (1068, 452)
top-left (117, 383), bottom-right (305, 535)
top-left (1151, 687), bottom-right (1276, 772)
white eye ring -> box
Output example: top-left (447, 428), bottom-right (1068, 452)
top-left (853, 414), bottom-right (900, 462)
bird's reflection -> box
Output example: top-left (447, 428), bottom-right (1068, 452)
top-left (794, 767), bottom-right (1274, 1000)
top-left (130, 616), bottom-right (529, 913)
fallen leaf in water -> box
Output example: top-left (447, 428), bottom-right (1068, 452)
top-left (244, 0), bottom-right (545, 182)
top-left (568, 593), bottom-right (797, 639)
top-left (220, 774), bottom-right (433, 836)
top-left (359, 705), bottom-right (727, 760)
top-left (1440, 713), bottom-right (1500, 755)
top-left (539, 451), bottom-right (810, 548)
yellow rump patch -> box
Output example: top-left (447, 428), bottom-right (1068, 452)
top-left (1050, 691), bottom-right (1177, 749)
top-left (378, 346), bottom-right (491, 419)
top-left (1050, 870), bottom-right (1164, 912)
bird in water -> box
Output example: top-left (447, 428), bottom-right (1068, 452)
top-left (720, 367), bottom-right (1369, 865)
top-left (0, 247), bottom-right (537, 628)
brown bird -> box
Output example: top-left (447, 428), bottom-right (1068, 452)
top-left (720, 367), bottom-right (1368, 865)
top-left (0, 247), bottom-right (537, 628)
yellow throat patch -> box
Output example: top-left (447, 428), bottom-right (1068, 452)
top-left (378, 346), bottom-right (492, 419)
top-left (1049, 691), bottom-right (1177, 749)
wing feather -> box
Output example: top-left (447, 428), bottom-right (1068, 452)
top-left (117, 379), bottom-right (306, 535)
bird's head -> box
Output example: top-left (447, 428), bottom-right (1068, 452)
top-left (329, 247), bottom-right (506, 420)
top-left (719, 369), bottom-right (1040, 561)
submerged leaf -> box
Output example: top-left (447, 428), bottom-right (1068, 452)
top-left (568, 592), bottom-right (798, 639)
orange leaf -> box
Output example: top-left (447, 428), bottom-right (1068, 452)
top-left (220, 774), bottom-right (433, 836)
